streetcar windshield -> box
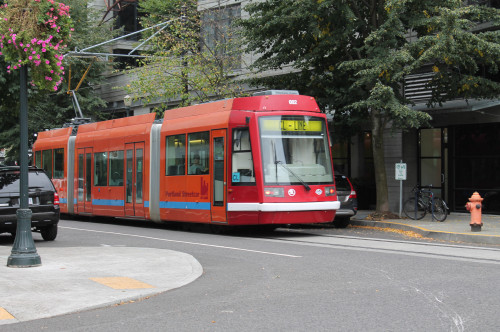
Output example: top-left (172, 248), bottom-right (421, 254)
top-left (259, 115), bottom-right (334, 185)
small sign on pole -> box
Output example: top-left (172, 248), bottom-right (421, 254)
top-left (395, 162), bottom-right (407, 217)
top-left (395, 162), bottom-right (407, 180)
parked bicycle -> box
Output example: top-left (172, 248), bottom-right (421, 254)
top-left (403, 184), bottom-right (449, 222)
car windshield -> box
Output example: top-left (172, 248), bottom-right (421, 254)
top-left (0, 170), bottom-right (54, 193)
top-left (259, 115), bottom-right (334, 185)
top-left (335, 175), bottom-right (351, 191)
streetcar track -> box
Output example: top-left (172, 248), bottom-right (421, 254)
top-left (273, 227), bottom-right (500, 252)
top-left (263, 229), bottom-right (500, 264)
top-left (269, 236), bottom-right (500, 264)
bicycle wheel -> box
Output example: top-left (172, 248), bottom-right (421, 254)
top-left (432, 198), bottom-right (448, 222)
top-left (403, 197), bottom-right (426, 220)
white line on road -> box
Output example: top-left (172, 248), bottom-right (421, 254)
top-left (61, 226), bottom-right (302, 258)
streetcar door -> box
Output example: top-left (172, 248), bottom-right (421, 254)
top-left (125, 142), bottom-right (145, 218)
top-left (211, 130), bottom-right (227, 222)
top-left (77, 147), bottom-right (93, 213)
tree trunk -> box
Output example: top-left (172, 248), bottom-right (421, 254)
top-left (371, 109), bottom-right (390, 212)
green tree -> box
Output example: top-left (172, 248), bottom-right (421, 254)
top-left (239, 0), bottom-right (500, 213)
top-left (125, 0), bottom-right (245, 111)
top-left (0, 0), bottom-right (110, 163)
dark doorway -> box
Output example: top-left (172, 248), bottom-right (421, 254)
top-left (450, 123), bottom-right (500, 214)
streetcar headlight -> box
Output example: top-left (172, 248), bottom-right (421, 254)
top-left (325, 187), bottom-right (336, 196)
top-left (264, 188), bottom-right (284, 197)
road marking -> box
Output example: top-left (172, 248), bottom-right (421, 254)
top-left (61, 226), bottom-right (302, 258)
top-left (0, 307), bottom-right (14, 320)
top-left (90, 277), bottom-right (155, 289)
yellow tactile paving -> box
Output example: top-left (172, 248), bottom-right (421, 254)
top-left (0, 307), bottom-right (15, 320)
top-left (90, 277), bottom-right (155, 289)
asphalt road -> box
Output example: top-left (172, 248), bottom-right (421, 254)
top-left (2, 217), bottom-right (500, 332)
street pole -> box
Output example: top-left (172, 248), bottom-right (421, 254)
top-left (7, 66), bottom-right (42, 268)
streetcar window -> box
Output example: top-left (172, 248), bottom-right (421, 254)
top-left (232, 128), bottom-right (255, 185)
top-left (109, 150), bottom-right (124, 186)
top-left (166, 134), bottom-right (186, 176)
top-left (259, 115), bottom-right (334, 185)
top-left (78, 154), bottom-right (84, 201)
top-left (188, 132), bottom-right (209, 175)
top-left (35, 151), bottom-right (41, 168)
top-left (42, 149), bottom-right (52, 179)
top-left (94, 152), bottom-right (108, 186)
top-left (53, 148), bottom-right (64, 179)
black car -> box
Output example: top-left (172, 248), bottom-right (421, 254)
top-left (333, 173), bottom-right (358, 228)
top-left (0, 166), bottom-right (60, 240)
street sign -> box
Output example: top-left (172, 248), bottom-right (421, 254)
top-left (395, 163), bottom-right (407, 181)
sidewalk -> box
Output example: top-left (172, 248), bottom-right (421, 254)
top-left (0, 246), bottom-right (203, 325)
top-left (350, 210), bottom-right (500, 245)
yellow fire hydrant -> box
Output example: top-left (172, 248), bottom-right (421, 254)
top-left (465, 192), bottom-right (483, 232)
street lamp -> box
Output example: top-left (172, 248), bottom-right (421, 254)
top-left (7, 66), bottom-right (41, 267)
top-left (124, 95), bottom-right (132, 117)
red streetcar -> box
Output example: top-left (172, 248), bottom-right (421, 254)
top-left (33, 91), bottom-right (340, 228)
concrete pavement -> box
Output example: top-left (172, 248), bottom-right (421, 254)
top-left (351, 210), bottom-right (500, 245)
top-left (0, 246), bottom-right (202, 325)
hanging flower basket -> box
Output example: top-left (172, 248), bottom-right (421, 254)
top-left (0, 0), bottom-right (74, 91)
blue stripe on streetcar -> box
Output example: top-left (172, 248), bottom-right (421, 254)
top-left (75, 199), bottom-right (208, 210)
top-left (60, 198), bottom-right (68, 204)
top-left (92, 199), bottom-right (125, 207)
top-left (159, 201), bottom-right (211, 210)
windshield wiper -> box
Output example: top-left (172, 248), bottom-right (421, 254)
top-left (275, 161), bottom-right (311, 191)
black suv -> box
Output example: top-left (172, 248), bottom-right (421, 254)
top-left (0, 166), bottom-right (60, 241)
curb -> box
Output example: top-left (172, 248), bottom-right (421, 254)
top-left (350, 219), bottom-right (500, 245)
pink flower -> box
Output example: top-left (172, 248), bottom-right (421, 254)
top-left (46, 60), bottom-right (50, 64)
top-left (28, 56), bottom-right (33, 60)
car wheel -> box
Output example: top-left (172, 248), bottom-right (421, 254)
top-left (41, 224), bottom-right (58, 241)
top-left (333, 217), bottom-right (350, 228)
